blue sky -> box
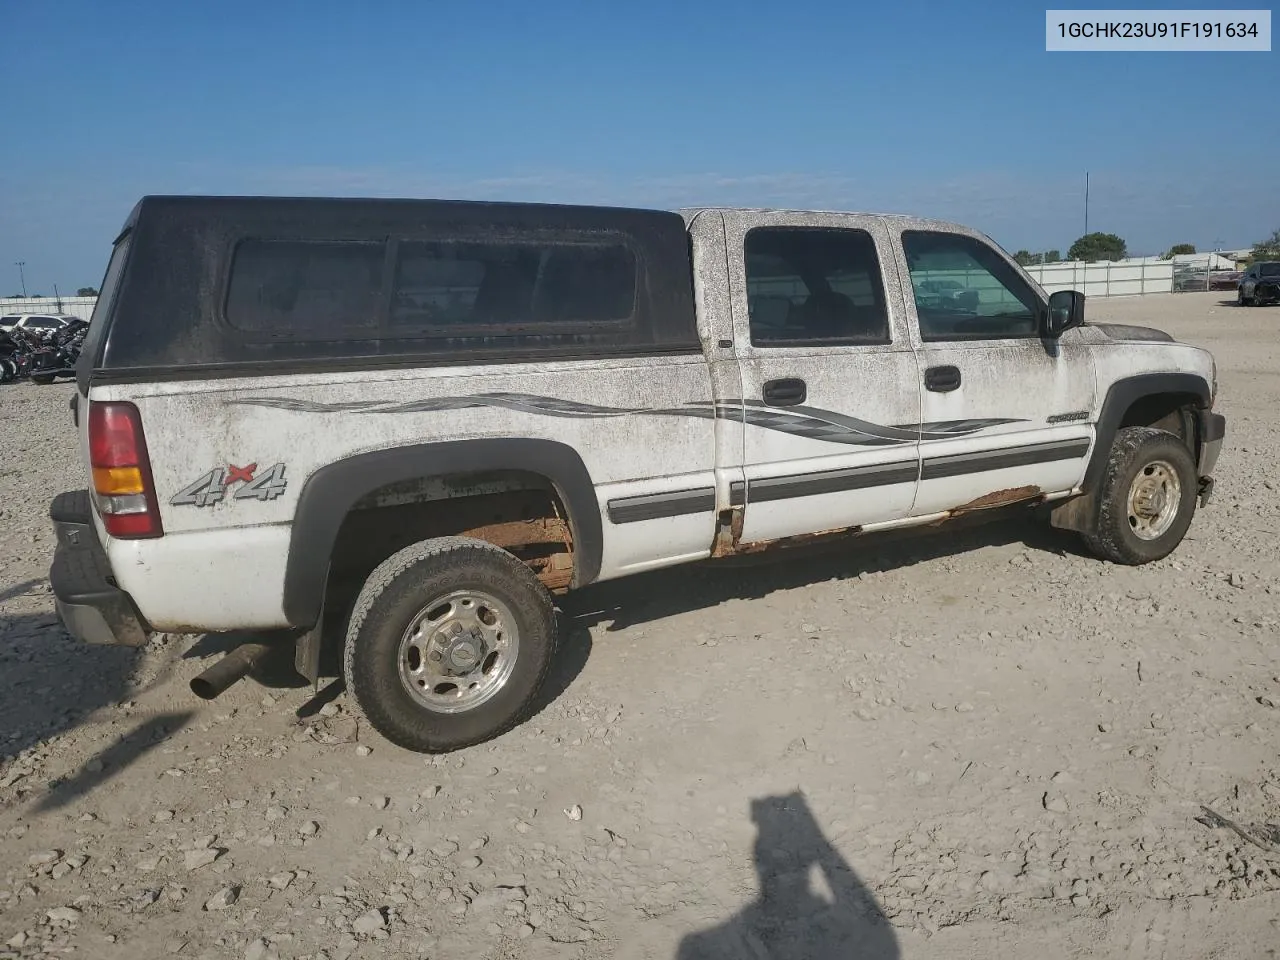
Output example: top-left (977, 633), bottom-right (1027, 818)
top-left (1, 0), bottom-right (1276, 293)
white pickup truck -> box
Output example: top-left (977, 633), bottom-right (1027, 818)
top-left (49, 196), bottom-right (1225, 752)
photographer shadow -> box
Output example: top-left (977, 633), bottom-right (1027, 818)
top-left (677, 791), bottom-right (898, 960)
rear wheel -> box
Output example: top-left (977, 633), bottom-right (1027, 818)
top-left (1081, 426), bottom-right (1198, 565)
top-left (342, 536), bottom-right (557, 753)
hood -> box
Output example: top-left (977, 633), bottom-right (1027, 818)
top-left (1087, 322), bottom-right (1174, 343)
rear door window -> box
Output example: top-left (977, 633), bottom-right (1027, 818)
top-left (744, 227), bottom-right (890, 346)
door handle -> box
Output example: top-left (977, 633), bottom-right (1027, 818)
top-left (924, 365), bottom-right (961, 393)
top-left (762, 377), bottom-right (807, 406)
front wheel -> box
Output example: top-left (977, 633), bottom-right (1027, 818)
top-left (342, 536), bottom-right (557, 753)
top-left (1081, 426), bottom-right (1198, 565)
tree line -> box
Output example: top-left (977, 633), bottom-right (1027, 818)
top-left (5, 286), bottom-right (99, 299)
top-left (1014, 227), bottom-right (1280, 266)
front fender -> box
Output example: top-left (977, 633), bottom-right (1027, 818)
top-left (1050, 372), bottom-right (1212, 533)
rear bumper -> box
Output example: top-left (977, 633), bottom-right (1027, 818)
top-left (48, 489), bottom-right (151, 647)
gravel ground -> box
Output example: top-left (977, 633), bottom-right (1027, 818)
top-left (2, 290), bottom-right (1279, 960)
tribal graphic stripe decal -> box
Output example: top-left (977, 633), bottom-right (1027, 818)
top-left (228, 393), bottom-right (1027, 448)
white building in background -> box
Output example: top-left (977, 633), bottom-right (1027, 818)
top-left (1171, 252), bottom-right (1237, 270)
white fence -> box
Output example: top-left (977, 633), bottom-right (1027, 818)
top-left (1023, 260), bottom-right (1174, 297)
top-left (0, 296), bottom-right (97, 320)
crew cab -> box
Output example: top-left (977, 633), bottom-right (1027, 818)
top-left (49, 196), bottom-right (1226, 753)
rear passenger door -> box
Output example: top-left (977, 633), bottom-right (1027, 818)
top-left (890, 226), bottom-right (1096, 516)
top-left (723, 212), bottom-right (923, 545)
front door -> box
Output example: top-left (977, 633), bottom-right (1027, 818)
top-left (723, 212), bottom-right (923, 545)
top-left (889, 226), bottom-right (1097, 517)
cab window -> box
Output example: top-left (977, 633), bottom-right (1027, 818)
top-left (902, 231), bottom-right (1042, 341)
top-left (744, 227), bottom-right (890, 346)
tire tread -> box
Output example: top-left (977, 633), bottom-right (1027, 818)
top-left (341, 536), bottom-right (556, 753)
top-left (1081, 426), bottom-right (1197, 565)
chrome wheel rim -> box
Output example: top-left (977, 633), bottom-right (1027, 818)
top-left (1127, 459), bottom-right (1181, 540)
top-left (396, 590), bottom-right (519, 713)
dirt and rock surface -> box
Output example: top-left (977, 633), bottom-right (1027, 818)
top-left (2, 290), bottom-right (1279, 960)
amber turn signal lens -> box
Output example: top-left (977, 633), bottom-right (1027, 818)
top-left (93, 465), bottom-right (145, 496)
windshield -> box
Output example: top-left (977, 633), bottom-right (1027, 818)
top-left (1260, 263), bottom-right (1280, 278)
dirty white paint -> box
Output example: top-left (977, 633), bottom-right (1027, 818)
top-left (79, 208), bottom-right (1219, 631)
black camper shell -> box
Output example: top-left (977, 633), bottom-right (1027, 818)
top-left (78, 195), bottom-right (701, 390)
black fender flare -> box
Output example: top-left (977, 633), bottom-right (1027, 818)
top-left (1052, 372), bottom-right (1211, 532)
top-left (1084, 372), bottom-right (1210, 490)
top-left (282, 438), bottom-right (602, 628)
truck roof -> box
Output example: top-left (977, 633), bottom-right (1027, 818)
top-left (677, 205), bottom-right (972, 232)
top-left (118, 195), bottom-right (973, 239)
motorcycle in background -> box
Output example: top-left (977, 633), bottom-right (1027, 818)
top-left (27, 320), bottom-right (88, 385)
top-left (0, 320), bottom-right (88, 385)
top-left (0, 328), bottom-right (32, 384)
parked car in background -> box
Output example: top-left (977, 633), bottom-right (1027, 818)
top-left (1172, 268), bottom-right (1209, 293)
top-left (1239, 262), bottom-right (1280, 306)
top-left (914, 278), bottom-right (981, 312)
top-left (1209, 270), bottom-right (1243, 291)
top-left (0, 314), bottom-right (84, 334)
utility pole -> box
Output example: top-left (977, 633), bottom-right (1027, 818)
top-left (1083, 172), bottom-right (1090, 238)
top-left (14, 261), bottom-right (26, 298)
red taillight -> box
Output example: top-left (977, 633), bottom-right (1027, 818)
top-left (88, 401), bottom-right (164, 539)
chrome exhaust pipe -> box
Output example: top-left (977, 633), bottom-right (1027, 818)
top-left (190, 642), bottom-right (273, 700)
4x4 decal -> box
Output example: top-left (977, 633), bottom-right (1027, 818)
top-left (171, 462), bottom-right (288, 508)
